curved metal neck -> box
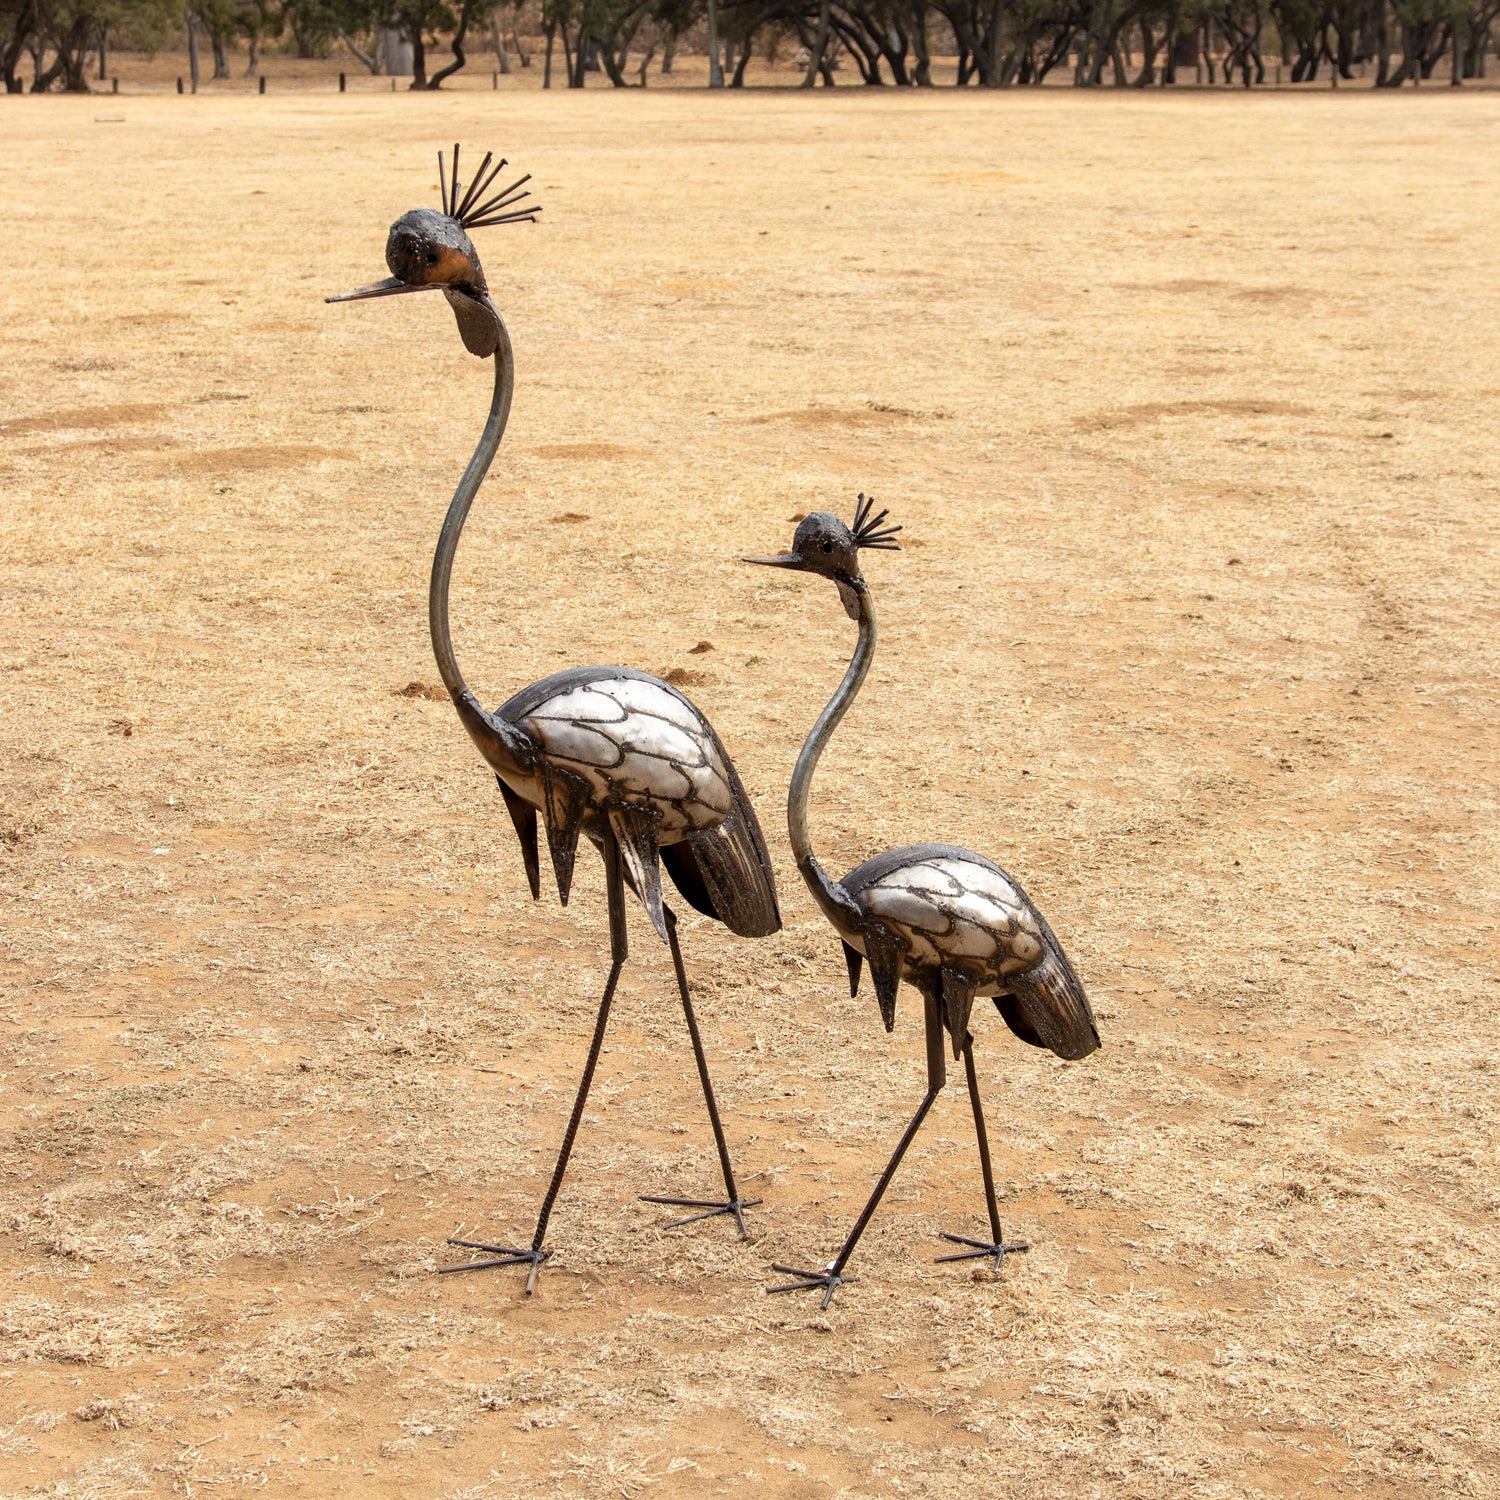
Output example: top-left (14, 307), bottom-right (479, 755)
top-left (788, 581), bottom-right (876, 920)
top-left (430, 314), bottom-right (512, 703)
top-left (427, 312), bottom-right (531, 776)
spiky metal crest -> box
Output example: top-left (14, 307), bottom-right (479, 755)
top-left (438, 143), bottom-right (541, 230)
top-left (852, 494), bottom-right (902, 551)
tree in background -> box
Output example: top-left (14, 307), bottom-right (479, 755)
top-left (1, 0), bottom-right (1495, 88)
top-left (26, 0), bottom-right (125, 87)
top-left (1379, 0), bottom-right (1460, 78)
top-left (231, 0), bottom-right (281, 73)
top-left (2, 0), bottom-right (39, 89)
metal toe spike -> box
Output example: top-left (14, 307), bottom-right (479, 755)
top-left (640, 1193), bottom-right (762, 1238)
top-left (440, 1237), bottom-right (552, 1295)
top-left (935, 1232), bottom-right (1030, 1273)
top-left (766, 1262), bottom-right (856, 1310)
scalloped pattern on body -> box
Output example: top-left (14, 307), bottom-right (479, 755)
top-left (516, 677), bottom-right (733, 837)
top-left (855, 854), bottom-right (1045, 991)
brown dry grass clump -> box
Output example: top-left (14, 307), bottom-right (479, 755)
top-left (2, 89), bottom-right (1498, 1499)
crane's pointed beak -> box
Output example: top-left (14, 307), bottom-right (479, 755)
top-left (743, 553), bottom-right (803, 569)
top-left (325, 276), bottom-right (434, 304)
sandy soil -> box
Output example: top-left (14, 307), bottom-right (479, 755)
top-left (2, 89), bottom-right (1498, 1499)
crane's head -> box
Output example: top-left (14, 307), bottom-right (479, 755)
top-left (745, 496), bottom-right (901, 620)
top-left (326, 146), bottom-right (539, 360)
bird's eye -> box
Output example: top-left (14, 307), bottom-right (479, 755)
top-left (821, 539), bottom-right (833, 553)
top-left (425, 251), bottom-right (439, 267)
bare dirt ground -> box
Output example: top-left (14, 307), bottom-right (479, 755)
top-left (2, 89), bottom-right (1498, 1499)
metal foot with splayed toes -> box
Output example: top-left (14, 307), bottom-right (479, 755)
top-left (641, 1193), bottom-right (763, 1237)
top-left (640, 907), bottom-right (763, 1242)
top-left (435, 860), bottom-right (626, 1299)
top-left (764, 1056), bottom-right (943, 1310)
top-left (767, 1262), bottom-right (857, 1310)
top-left (440, 1239), bottom-right (551, 1294)
top-left (934, 1038), bottom-right (1029, 1272)
top-left (935, 1232), bottom-right (1029, 1272)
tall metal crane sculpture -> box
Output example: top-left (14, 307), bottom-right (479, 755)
top-left (329, 148), bottom-right (780, 1294)
top-left (747, 499), bottom-right (1099, 1308)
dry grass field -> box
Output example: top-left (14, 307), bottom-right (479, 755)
top-left (2, 88), bottom-right (1499, 1499)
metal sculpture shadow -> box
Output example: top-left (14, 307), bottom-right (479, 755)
top-left (747, 499), bottom-right (1100, 1307)
top-left (329, 148), bottom-right (780, 1294)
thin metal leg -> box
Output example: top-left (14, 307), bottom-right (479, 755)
top-left (967, 1036), bottom-right (1003, 1245)
top-left (441, 832), bottom-right (630, 1293)
top-left (641, 906), bottom-right (761, 1238)
top-left (770, 988), bottom-right (955, 1308)
top-left (936, 1036), bottom-right (1029, 1272)
top-left (768, 1084), bottom-right (942, 1309)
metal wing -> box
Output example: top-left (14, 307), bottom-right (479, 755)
top-left (498, 665), bottom-right (779, 941)
top-left (662, 731), bottom-right (781, 939)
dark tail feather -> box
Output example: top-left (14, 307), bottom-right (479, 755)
top-left (669, 742), bottom-right (780, 939)
top-left (1003, 936), bottom-right (1099, 1062)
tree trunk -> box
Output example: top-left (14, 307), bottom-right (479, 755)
top-left (1169, 22), bottom-right (1197, 82)
top-left (830, 13), bottom-right (882, 80)
top-left (802, 0), bottom-right (830, 85)
top-left (563, 22), bottom-right (582, 87)
top-left (598, 23), bottom-right (634, 85)
top-left (661, 30), bottom-right (675, 71)
top-left (1132, 19), bottom-right (1149, 83)
top-left (386, 27), bottom-right (414, 73)
top-left (31, 49), bottom-right (62, 90)
top-left (427, 0), bottom-right (473, 87)
top-left (211, 26), bottom-right (227, 78)
top-left (409, 27), bottom-right (427, 87)
top-left (912, 0), bottom-right (932, 82)
top-left (36, 12), bottom-right (94, 91)
top-left (708, 0), bottom-right (723, 83)
top-left (187, 11), bottom-right (200, 91)
top-left (731, 30), bottom-right (753, 83)
top-left (543, 20), bottom-right (554, 86)
top-left (569, 28), bottom-right (591, 85)
top-left (96, 25), bottom-right (105, 79)
top-left (979, 0), bottom-right (1003, 84)
top-left (340, 28), bottom-right (379, 72)
top-left (246, 32), bottom-right (260, 77)
top-left (3, 0), bottom-right (32, 92)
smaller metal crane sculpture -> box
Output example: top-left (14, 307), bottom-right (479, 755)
top-left (747, 499), bottom-right (1100, 1307)
top-left (329, 148), bottom-right (781, 1294)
